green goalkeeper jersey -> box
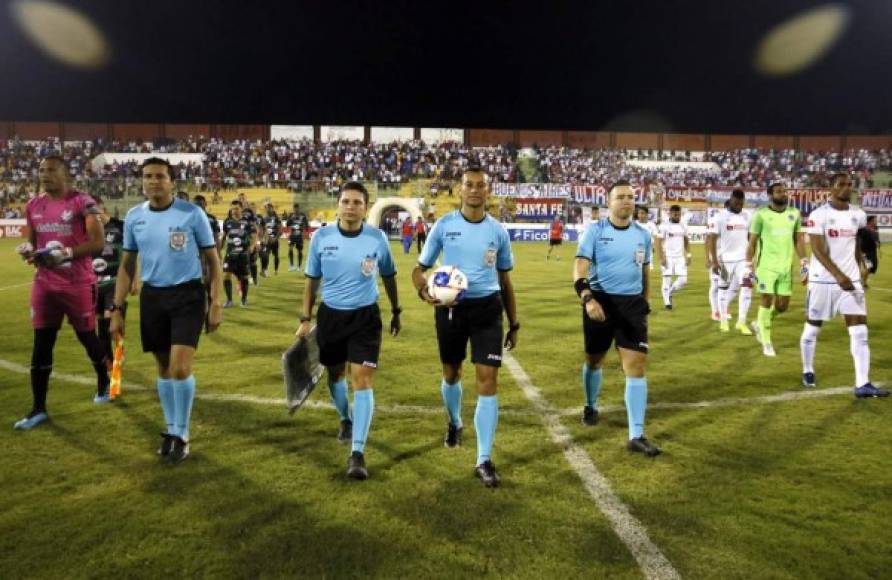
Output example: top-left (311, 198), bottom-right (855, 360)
top-left (749, 206), bottom-right (801, 273)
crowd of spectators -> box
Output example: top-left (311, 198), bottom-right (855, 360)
top-left (536, 146), bottom-right (891, 188)
top-left (2, 138), bottom-right (890, 207)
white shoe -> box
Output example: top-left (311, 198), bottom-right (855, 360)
top-left (762, 343), bottom-right (776, 357)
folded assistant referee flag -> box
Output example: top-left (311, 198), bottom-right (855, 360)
top-left (282, 326), bottom-right (324, 415)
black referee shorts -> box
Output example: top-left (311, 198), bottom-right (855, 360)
top-left (289, 236), bottom-right (303, 249)
top-left (139, 280), bottom-right (206, 353)
top-left (583, 292), bottom-right (649, 355)
top-left (435, 292), bottom-right (503, 367)
top-left (316, 302), bottom-right (382, 368)
top-left (224, 253), bottom-right (249, 278)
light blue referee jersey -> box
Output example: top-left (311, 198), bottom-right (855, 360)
top-left (305, 223), bottom-right (396, 310)
top-left (418, 210), bottom-right (514, 299)
top-left (123, 198), bottom-right (216, 287)
top-left (576, 218), bottom-right (651, 296)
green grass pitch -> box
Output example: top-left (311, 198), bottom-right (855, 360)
top-left (1, 237), bottom-right (890, 579)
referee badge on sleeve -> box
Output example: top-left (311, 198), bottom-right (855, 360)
top-left (634, 246), bottom-right (646, 265)
top-left (169, 231), bottom-right (187, 251)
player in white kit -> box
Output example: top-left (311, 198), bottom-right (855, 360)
top-left (799, 173), bottom-right (887, 397)
top-left (636, 206), bottom-right (658, 272)
top-left (706, 190), bottom-right (754, 334)
top-left (657, 205), bottom-right (689, 310)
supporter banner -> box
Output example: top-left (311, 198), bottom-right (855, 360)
top-left (495, 184), bottom-right (892, 212)
top-left (491, 183), bottom-right (571, 198)
top-left (0, 219), bottom-right (28, 239)
top-left (860, 190), bottom-right (892, 210)
top-left (514, 198), bottom-right (564, 220)
top-left (569, 185), bottom-right (649, 205)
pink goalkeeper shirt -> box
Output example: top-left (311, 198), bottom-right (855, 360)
top-left (26, 190), bottom-right (98, 287)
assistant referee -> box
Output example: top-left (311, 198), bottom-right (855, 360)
top-left (112, 157), bottom-right (223, 464)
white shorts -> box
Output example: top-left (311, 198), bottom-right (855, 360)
top-left (805, 282), bottom-right (867, 321)
top-left (718, 260), bottom-right (749, 289)
top-left (662, 256), bottom-right (687, 277)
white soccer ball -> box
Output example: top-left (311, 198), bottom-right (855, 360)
top-left (427, 266), bottom-right (468, 307)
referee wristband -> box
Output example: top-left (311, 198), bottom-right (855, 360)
top-left (574, 278), bottom-right (591, 298)
top-left (299, 315), bottom-right (311, 323)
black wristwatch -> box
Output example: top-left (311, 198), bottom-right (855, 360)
top-left (108, 303), bottom-right (125, 313)
top-left (509, 321), bottom-right (520, 332)
top-left (299, 315), bottom-right (311, 323)
top-left (392, 307), bottom-right (402, 315)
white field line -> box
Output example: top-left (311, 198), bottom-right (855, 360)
top-left (0, 281), bottom-right (32, 292)
top-left (0, 359), bottom-right (868, 418)
top-left (503, 353), bottom-right (681, 580)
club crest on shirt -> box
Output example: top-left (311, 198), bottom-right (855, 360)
top-left (61, 210), bottom-right (73, 222)
top-left (484, 246), bottom-right (497, 267)
top-left (169, 231), bottom-right (187, 251)
top-left (361, 255), bottom-right (377, 276)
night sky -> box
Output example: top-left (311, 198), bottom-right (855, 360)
top-left (0, 0), bottom-right (890, 134)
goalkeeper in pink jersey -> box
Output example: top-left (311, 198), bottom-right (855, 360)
top-left (14, 156), bottom-right (109, 430)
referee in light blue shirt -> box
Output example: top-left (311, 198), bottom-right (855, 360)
top-left (111, 157), bottom-right (223, 464)
top-left (297, 181), bottom-right (401, 481)
top-left (411, 166), bottom-right (519, 488)
top-left (574, 180), bottom-right (661, 457)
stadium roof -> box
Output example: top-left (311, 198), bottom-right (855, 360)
top-left (1, 0), bottom-right (889, 135)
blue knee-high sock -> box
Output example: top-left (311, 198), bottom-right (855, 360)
top-left (328, 379), bottom-right (351, 421)
top-left (624, 377), bottom-right (648, 440)
top-left (440, 378), bottom-right (463, 428)
top-left (474, 395), bottom-right (499, 465)
top-left (172, 375), bottom-right (196, 441)
top-left (351, 389), bottom-right (374, 453)
top-left (157, 378), bottom-right (175, 435)
top-left (582, 364), bottom-right (602, 408)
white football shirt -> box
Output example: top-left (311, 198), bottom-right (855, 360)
top-left (803, 203), bottom-right (866, 282)
top-left (708, 208), bottom-right (752, 262)
top-left (657, 221), bottom-right (687, 258)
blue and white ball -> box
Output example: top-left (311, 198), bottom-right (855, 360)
top-left (427, 266), bottom-right (468, 306)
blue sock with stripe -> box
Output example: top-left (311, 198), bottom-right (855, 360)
top-left (157, 377), bottom-right (175, 435)
top-left (440, 378), bottom-right (463, 428)
top-left (474, 395), bottom-right (499, 465)
top-left (328, 378), bottom-right (351, 421)
top-left (582, 364), bottom-right (602, 408)
top-left (351, 389), bottom-right (374, 453)
top-left (172, 375), bottom-right (196, 441)
top-left (624, 377), bottom-right (648, 440)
